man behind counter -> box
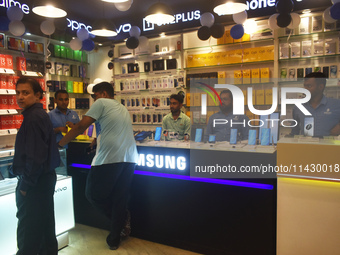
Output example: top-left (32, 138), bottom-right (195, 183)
top-left (162, 92), bottom-right (191, 140)
top-left (48, 90), bottom-right (80, 146)
top-left (204, 90), bottom-right (249, 142)
top-left (291, 72), bottom-right (340, 137)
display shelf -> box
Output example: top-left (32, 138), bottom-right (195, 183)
top-left (184, 60), bottom-right (274, 70)
top-left (0, 129), bottom-right (17, 136)
top-left (183, 38), bottom-right (274, 51)
top-left (114, 73), bottom-right (140, 79)
top-left (278, 30), bottom-right (340, 41)
top-left (48, 74), bottom-right (90, 79)
top-left (0, 69), bottom-right (15, 75)
top-left (279, 54), bottom-right (340, 62)
top-left (115, 50), bottom-right (180, 62)
top-left (19, 71), bottom-right (43, 77)
top-left (48, 56), bottom-right (89, 65)
top-left (0, 109), bottom-right (18, 115)
top-left (0, 89), bottom-right (16, 95)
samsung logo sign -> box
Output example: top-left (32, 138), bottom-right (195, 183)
top-left (138, 154), bottom-right (186, 171)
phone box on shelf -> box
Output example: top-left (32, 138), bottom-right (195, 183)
top-left (66, 81), bottom-right (73, 93)
top-left (330, 65), bottom-right (338, 78)
top-left (0, 54), bottom-right (6, 68)
top-left (261, 68), bottom-right (270, 83)
top-left (16, 57), bottom-right (26, 71)
top-left (265, 89), bottom-right (273, 105)
top-left (0, 95), bottom-right (8, 109)
top-left (162, 77), bottom-right (168, 88)
top-left (325, 38), bottom-right (336, 55)
top-left (69, 98), bottom-right (76, 109)
top-left (280, 68), bottom-right (287, 79)
top-left (234, 70), bottom-right (242, 84)
top-left (256, 90), bottom-right (265, 105)
top-left (63, 64), bottom-right (70, 76)
top-left (251, 69), bottom-right (260, 83)
top-left (135, 79), bottom-right (140, 90)
top-left (54, 45), bottom-right (61, 57)
top-left (156, 78), bottom-right (162, 89)
top-left (55, 62), bottom-right (63, 75)
top-left (60, 46), bottom-right (66, 58)
top-left (299, 17), bottom-right (310, 34)
top-left (6, 55), bottom-right (13, 69)
top-left (140, 79), bottom-right (146, 90)
top-left (312, 16), bottom-right (323, 33)
top-left (130, 80), bottom-right (135, 90)
top-left (7, 76), bottom-right (15, 90)
top-left (288, 68), bottom-right (296, 79)
top-left (66, 47), bottom-right (74, 59)
top-left (0, 76), bottom-right (7, 89)
top-left (124, 80), bottom-right (130, 90)
top-left (243, 70), bottom-right (251, 84)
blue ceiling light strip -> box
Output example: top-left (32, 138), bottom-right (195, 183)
top-left (70, 163), bottom-right (273, 190)
top-left (134, 170), bottom-right (274, 190)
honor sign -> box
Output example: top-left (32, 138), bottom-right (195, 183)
top-left (245, 0), bottom-right (303, 10)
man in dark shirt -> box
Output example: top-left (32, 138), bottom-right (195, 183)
top-left (12, 77), bottom-right (60, 255)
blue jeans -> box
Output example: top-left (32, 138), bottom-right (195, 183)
top-left (85, 162), bottom-right (135, 243)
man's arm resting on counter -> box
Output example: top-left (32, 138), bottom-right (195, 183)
top-left (58, 116), bottom-right (96, 147)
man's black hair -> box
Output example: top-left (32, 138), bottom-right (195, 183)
top-left (305, 72), bottom-right (327, 86)
top-left (54, 90), bottom-right (68, 99)
top-left (170, 92), bottom-right (185, 104)
top-left (93, 82), bottom-right (114, 97)
top-left (16, 77), bottom-right (44, 100)
top-left (220, 90), bottom-right (233, 101)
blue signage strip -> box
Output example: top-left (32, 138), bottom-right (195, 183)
top-left (70, 163), bottom-right (273, 190)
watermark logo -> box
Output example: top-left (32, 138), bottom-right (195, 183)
top-left (200, 84), bottom-right (311, 116)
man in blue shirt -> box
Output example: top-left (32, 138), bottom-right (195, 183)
top-left (291, 72), bottom-right (340, 137)
top-left (48, 90), bottom-right (80, 146)
top-left (204, 90), bottom-right (249, 142)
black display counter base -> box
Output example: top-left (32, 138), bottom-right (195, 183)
top-left (67, 142), bottom-right (276, 255)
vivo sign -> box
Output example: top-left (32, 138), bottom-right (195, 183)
top-left (138, 153), bottom-right (186, 171)
top-left (246, 0), bottom-right (303, 11)
top-left (0, 0), bottom-right (29, 14)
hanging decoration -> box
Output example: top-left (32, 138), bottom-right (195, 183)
top-left (7, 6), bottom-right (24, 21)
top-left (230, 24), bottom-right (244, 40)
top-left (82, 39), bottom-right (95, 51)
top-left (70, 38), bottom-right (83, 51)
top-left (266, 0), bottom-right (300, 29)
top-left (323, 7), bottom-right (336, 24)
top-left (197, 12), bottom-right (223, 41)
top-left (77, 27), bottom-right (90, 41)
top-left (40, 20), bottom-right (55, 35)
top-left (9, 20), bottom-right (25, 36)
top-left (126, 25), bottom-right (141, 49)
top-left (330, 2), bottom-right (340, 20)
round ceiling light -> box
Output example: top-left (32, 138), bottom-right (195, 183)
top-left (145, 2), bottom-right (175, 24)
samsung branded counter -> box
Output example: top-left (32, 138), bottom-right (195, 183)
top-left (68, 140), bottom-right (277, 255)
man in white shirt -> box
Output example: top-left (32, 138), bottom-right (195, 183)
top-left (58, 82), bottom-right (138, 250)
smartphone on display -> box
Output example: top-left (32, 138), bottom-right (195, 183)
top-left (208, 134), bottom-right (216, 143)
top-left (87, 125), bottom-right (94, 137)
top-left (270, 112), bottom-right (279, 145)
top-left (195, 128), bottom-right (203, 143)
top-left (230, 129), bottom-right (237, 144)
top-left (304, 117), bottom-right (314, 136)
top-left (154, 127), bottom-right (162, 141)
top-left (248, 129), bottom-right (257, 145)
top-left (261, 128), bottom-right (271, 146)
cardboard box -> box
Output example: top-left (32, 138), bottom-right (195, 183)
top-left (218, 71), bottom-right (226, 84)
top-left (234, 70), bottom-right (242, 84)
top-left (251, 69), bottom-right (260, 83)
top-left (265, 89), bottom-right (273, 105)
top-left (256, 90), bottom-right (265, 105)
top-left (261, 68), bottom-right (270, 83)
top-left (243, 69), bottom-right (251, 84)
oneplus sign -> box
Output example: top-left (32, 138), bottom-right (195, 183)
top-left (143, 10), bottom-right (200, 32)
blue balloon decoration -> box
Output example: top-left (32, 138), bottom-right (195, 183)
top-left (0, 16), bottom-right (10, 31)
top-left (82, 39), bottom-right (95, 51)
top-left (230, 24), bottom-right (244, 40)
top-left (330, 3), bottom-right (340, 20)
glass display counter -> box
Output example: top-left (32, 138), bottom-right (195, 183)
top-left (0, 148), bottom-right (74, 255)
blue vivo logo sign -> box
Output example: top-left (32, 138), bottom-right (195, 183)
top-left (201, 84), bottom-right (312, 116)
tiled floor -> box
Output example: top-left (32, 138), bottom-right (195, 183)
top-left (59, 224), bottom-right (201, 255)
